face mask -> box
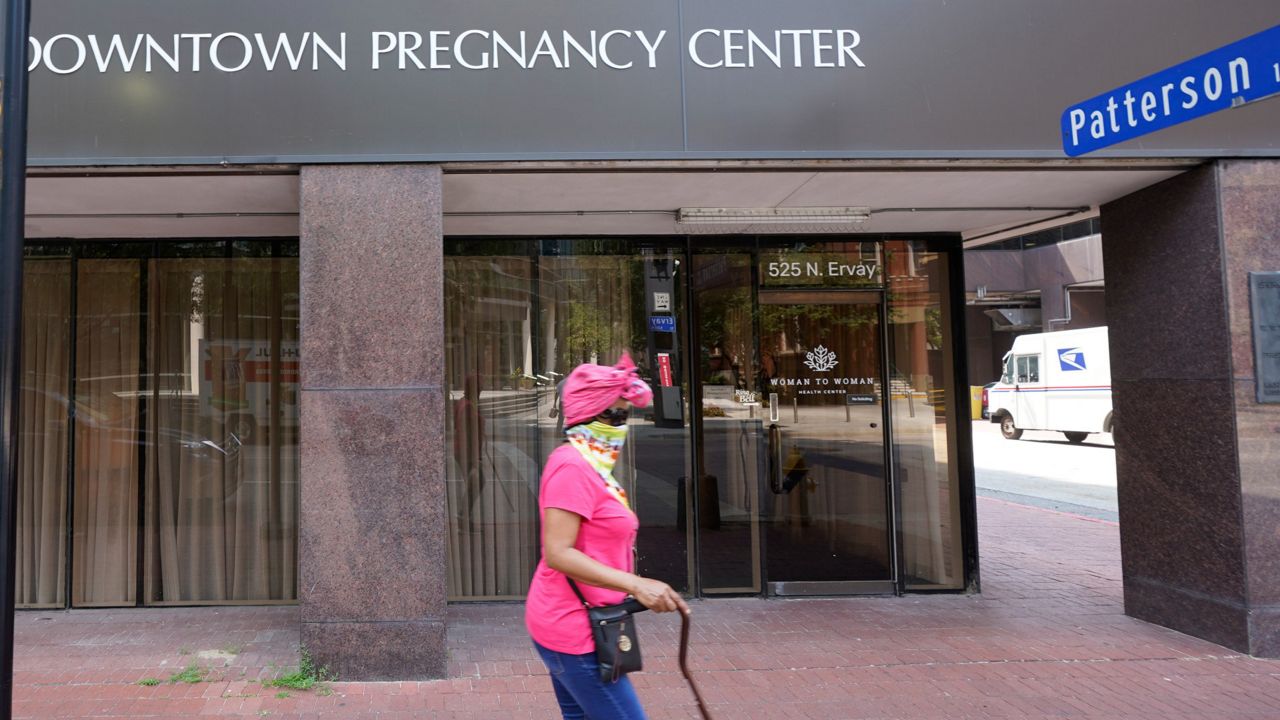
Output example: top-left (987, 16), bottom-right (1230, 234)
top-left (584, 420), bottom-right (628, 440)
top-left (566, 422), bottom-right (631, 509)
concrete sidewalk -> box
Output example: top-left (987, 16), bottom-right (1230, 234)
top-left (14, 498), bottom-right (1280, 718)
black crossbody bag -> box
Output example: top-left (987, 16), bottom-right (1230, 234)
top-left (566, 577), bottom-right (648, 683)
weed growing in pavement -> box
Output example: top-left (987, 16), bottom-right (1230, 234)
top-left (263, 647), bottom-right (335, 692)
top-left (275, 691), bottom-right (290, 699)
top-left (177, 647), bottom-right (192, 656)
top-left (222, 644), bottom-right (244, 655)
top-left (168, 664), bottom-right (208, 684)
top-left (136, 678), bottom-right (161, 687)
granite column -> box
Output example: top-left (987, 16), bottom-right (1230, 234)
top-left (1102, 159), bottom-right (1280, 657)
top-left (298, 165), bottom-right (448, 679)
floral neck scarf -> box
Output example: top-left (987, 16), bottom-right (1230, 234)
top-left (565, 421), bottom-right (630, 510)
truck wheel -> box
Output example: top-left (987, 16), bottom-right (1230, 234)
top-left (1064, 431), bottom-right (1089, 444)
top-left (999, 415), bottom-right (1023, 440)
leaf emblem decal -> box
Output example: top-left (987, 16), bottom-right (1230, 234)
top-left (804, 345), bottom-right (839, 372)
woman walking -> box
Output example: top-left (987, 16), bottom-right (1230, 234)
top-left (525, 353), bottom-right (690, 720)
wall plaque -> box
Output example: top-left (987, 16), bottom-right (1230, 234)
top-left (1250, 271), bottom-right (1280, 403)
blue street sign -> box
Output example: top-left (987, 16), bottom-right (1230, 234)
top-left (1062, 24), bottom-right (1280, 157)
top-left (649, 315), bottom-right (676, 333)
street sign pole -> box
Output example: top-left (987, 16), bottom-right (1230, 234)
top-left (1, 0), bottom-right (32, 718)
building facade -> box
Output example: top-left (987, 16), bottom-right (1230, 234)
top-left (965, 221), bottom-right (1107, 384)
top-left (12, 1), bottom-right (1280, 677)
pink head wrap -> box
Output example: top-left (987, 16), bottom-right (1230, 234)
top-left (561, 353), bottom-right (653, 428)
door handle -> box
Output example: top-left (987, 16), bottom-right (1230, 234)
top-left (767, 423), bottom-right (783, 495)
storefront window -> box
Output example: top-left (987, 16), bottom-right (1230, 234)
top-left (17, 240), bottom-right (300, 608)
top-left (73, 253), bottom-right (144, 606)
top-left (145, 248), bottom-right (300, 604)
top-left (444, 239), bottom-right (691, 601)
top-left (445, 236), bottom-right (970, 599)
top-left (444, 250), bottom-right (541, 600)
top-left (886, 240), bottom-right (966, 590)
top-left (18, 249), bottom-right (72, 608)
top-left (690, 251), bottom-right (760, 593)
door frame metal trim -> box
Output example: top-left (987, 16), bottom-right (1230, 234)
top-left (768, 580), bottom-right (897, 596)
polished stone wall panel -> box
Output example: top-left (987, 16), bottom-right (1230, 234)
top-left (300, 164), bottom-right (444, 390)
top-left (299, 389), bottom-right (447, 623)
top-left (302, 620), bottom-right (447, 681)
top-left (1124, 575), bottom-right (1249, 652)
top-left (299, 164), bottom-right (447, 679)
top-left (1220, 161), bottom-right (1280, 614)
top-left (1111, 378), bottom-right (1244, 600)
top-left (1237, 380), bottom-right (1280, 610)
top-left (1220, 160), bottom-right (1280, 379)
top-left (1249, 608), bottom-right (1280, 658)
top-left (1105, 158), bottom-right (1280, 658)
top-left (1102, 163), bottom-right (1253, 654)
top-left (1101, 165), bottom-right (1232, 383)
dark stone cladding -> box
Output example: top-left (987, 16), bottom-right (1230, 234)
top-left (299, 165), bottom-right (447, 679)
top-left (1101, 165), bottom-right (1245, 650)
top-left (1102, 160), bottom-right (1280, 658)
top-left (1101, 165), bottom-right (1232, 384)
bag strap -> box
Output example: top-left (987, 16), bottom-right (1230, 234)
top-left (565, 576), bottom-right (591, 609)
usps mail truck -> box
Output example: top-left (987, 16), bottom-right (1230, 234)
top-left (987, 326), bottom-right (1113, 443)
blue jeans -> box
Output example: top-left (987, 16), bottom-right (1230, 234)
top-left (533, 641), bottom-right (648, 720)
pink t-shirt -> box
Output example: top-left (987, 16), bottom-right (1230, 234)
top-left (525, 444), bottom-right (638, 654)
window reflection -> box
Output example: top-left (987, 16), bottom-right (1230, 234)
top-left (443, 241), bottom-right (691, 601)
top-left (887, 240), bottom-right (965, 590)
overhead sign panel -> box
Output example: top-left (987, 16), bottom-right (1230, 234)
top-left (1062, 24), bottom-right (1280, 157)
top-left (18, 1), bottom-right (1280, 164)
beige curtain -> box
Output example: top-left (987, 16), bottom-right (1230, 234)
top-left (888, 242), bottom-right (964, 589)
top-left (73, 259), bottom-right (141, 606)
top-left (444, 251), bottom-right (640, 600)
top-left (445, 256), bottom-right (542, 599)
top-left (147, 257), bottom-right (299, 603)
top-left (17, 260), bottom-right (71, 608)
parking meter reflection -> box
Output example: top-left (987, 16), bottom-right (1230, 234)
top-left (645, 254), bottom-right (684, 427)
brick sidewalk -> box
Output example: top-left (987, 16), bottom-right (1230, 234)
top-left (14, 498), bottom-right (1280, 718)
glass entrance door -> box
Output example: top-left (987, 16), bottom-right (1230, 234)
top-left (759, 291), bottom-right (893, 594)
top-left (692, 244), bottom-right (895, 596)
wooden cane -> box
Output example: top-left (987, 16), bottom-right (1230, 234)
top-left (678, 610), bottom-right (712, 720)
